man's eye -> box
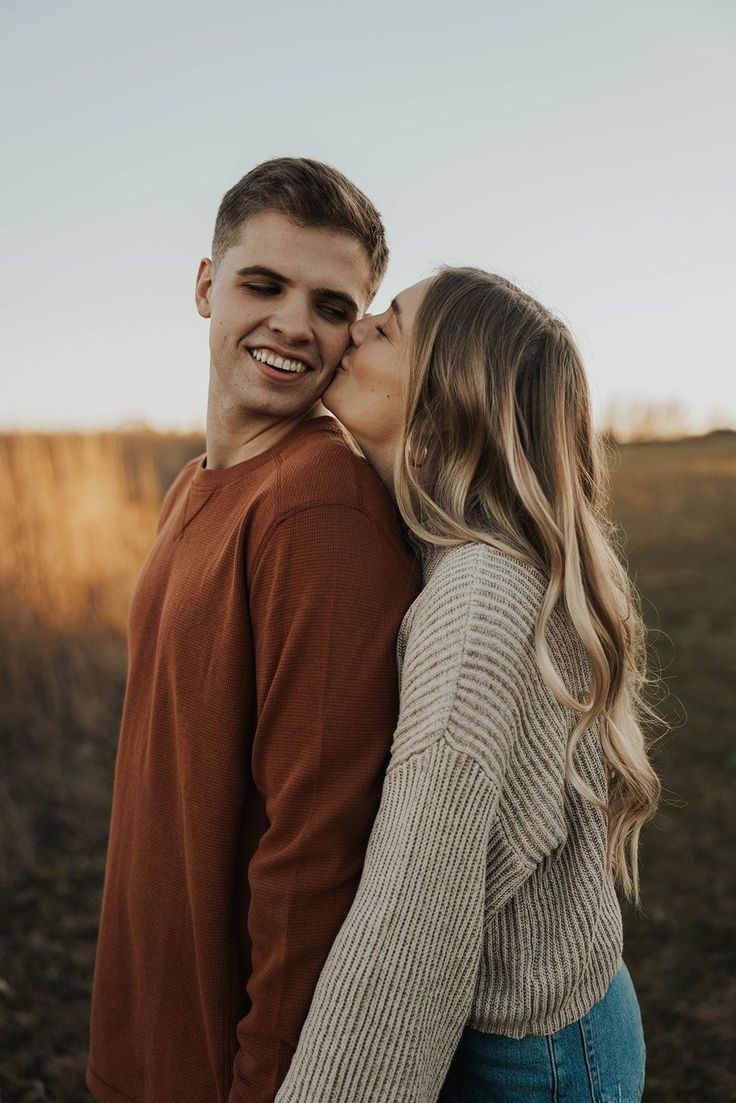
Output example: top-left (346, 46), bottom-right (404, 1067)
top-left (320, 304), bottom-right (348, 322)
top-left (375, 324), bottom-right (388, 339)
top-left (244, 283), bottom-right (278, 295)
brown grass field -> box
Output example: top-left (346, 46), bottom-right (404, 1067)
top-left (0, 430), bottom-right (734, 1102)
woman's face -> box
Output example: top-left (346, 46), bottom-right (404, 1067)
top-left (323, 278), bottom-right (432, 463)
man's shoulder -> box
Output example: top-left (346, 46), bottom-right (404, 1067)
top-left (275, 417), bottom-right (394, 519)
top-left (245, 418), bottom-right (418, 582)
top-left (156, 452), bottom-right (203, 529)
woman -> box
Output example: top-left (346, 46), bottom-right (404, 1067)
top-left (274, 267), bottom-right (661, 1103)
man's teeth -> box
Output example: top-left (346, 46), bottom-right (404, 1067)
top-left (251, 348), bottom-right (309, 374)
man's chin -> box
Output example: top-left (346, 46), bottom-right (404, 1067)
top-left (309, 399), bottom-right (335, 420)
top-left (320, 378), bottom-right (340, 418)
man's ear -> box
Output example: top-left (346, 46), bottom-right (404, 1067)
top-left (195, 258), bottom-right (213, 319)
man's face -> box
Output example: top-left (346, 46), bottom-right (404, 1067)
top-left (195, 211), bottom-right (373, 422)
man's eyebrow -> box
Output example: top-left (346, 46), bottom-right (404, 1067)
top-left (236, 265), bottom-right (290, 283)
top-left (390, 297), bottom-right (403, 331)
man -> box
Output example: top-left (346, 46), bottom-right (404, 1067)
top-left (86, 158), bottom-right (420, 1103)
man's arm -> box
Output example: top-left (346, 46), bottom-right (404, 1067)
top-left (228, 501), bottom-right (418, 1103)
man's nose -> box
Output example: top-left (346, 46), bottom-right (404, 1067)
top-left (268, 299), bottom-right (312, 344)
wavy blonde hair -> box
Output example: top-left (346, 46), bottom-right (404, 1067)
top-left (395, 266), bottom-right (661, 904)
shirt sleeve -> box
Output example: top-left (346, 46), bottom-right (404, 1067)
top-left (228, 502), bottom-right (419, 1103)
top-left (273, 547), bottom-right (525, 1102)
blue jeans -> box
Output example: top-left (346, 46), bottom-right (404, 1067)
top-left (438, 962), bottom-right (645, 1102)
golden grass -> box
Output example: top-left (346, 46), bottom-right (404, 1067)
top-left (0, 431), bottom-right (201, 633)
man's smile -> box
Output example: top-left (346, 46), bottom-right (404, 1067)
top-left (247, 345), bottom-right (316, 381)
top-left (249, 341), bottom-right (315, 377)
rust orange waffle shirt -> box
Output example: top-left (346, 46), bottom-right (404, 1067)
top-left (86, 417), bottom-right (420, 1103)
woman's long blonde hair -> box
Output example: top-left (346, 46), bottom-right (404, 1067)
top-left (394, 267), bottom-right (661, 904)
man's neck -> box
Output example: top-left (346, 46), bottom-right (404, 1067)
top-left (204, 378), bottom-right (331, 471)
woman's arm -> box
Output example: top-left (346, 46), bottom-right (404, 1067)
top-left (274, 545), bottom-right (530, 1103)
top-left (275, 739), bottom-right (498, 1102)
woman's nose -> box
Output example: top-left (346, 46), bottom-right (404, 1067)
top-left (349, 314), bottom-right (370, 346)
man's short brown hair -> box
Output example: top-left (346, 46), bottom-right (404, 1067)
top-left (212, 157), bottom-right (388, 301)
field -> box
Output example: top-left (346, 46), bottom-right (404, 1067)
top-left (0, 430), bottom-right (734, 1102)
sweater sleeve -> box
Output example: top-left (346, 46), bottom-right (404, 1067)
top-left (228, 502), bottom-right (418, 1103)
top-left (273, 545), bottom-right (528, 1102)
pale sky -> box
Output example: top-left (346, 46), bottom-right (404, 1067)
top-left (1, 0), bottom-right (733, 431)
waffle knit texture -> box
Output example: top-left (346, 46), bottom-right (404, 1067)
top-left (85, 416), bottom-right (421, 1103)
top-left (275, 541), bottom-right (624, 1103)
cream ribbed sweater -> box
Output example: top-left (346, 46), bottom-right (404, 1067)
top-left (274, 542), bottom-right (623, 1103)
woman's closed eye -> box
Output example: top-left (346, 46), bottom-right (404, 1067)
top-left (376, 323), bottom-right (398, 348)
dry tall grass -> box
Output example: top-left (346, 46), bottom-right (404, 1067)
top-left (0, 432), bottom-right (201, 633)
top-left (1, 429), bottom-right (734, 1102)
top-left (0, 431), bottom-right (203, 890)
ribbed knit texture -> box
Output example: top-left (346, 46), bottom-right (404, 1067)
top-left (275, 541), bottom-right (623, 1103)
top-left (85, 417), bottom-right (420, 1103)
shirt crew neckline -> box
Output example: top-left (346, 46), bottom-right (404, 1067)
top-left (191, 415), bottom-right (339, 489)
